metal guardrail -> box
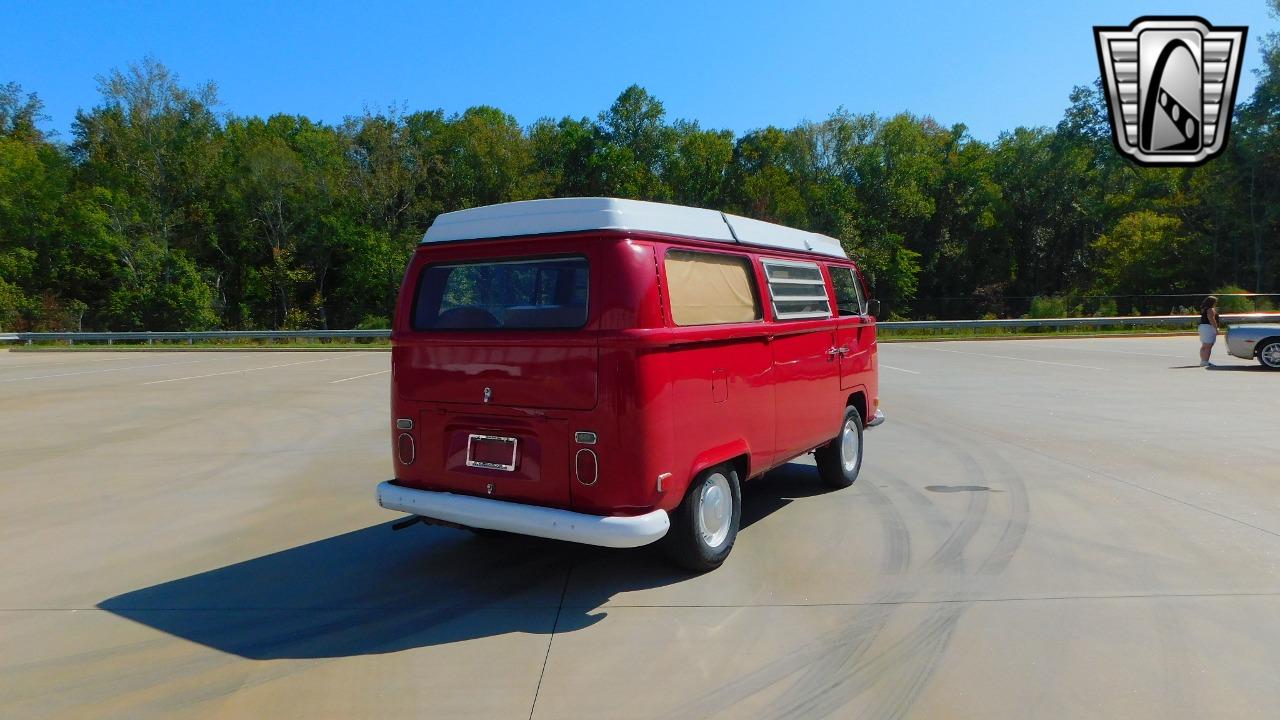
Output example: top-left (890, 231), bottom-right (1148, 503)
top-left (2, 314), bottom-right (1278, 344)
top-left (1, 329), bottom-right (391, 345)
top-left (876, 312), bottom-right (1280, 331)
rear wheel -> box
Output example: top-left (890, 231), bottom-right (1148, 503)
top-left (663, 463), bottom-right (741, 572)
top-left (1258, 340), bottom-right (1280, 370)
top-left (815, 406), bottom-right (864, 488)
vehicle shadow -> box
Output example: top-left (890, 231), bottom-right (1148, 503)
top-left (98, 461), bottom-right (833, 660)
top-left (1206, 363), bottom-right (1268, 372)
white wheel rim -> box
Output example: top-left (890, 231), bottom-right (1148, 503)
top-left (697, 472), bottom-right (732, 549)
top-left (840, 419), bottom-right (860, 473)
top-left (1262, 344), bottom-right (1280, 367)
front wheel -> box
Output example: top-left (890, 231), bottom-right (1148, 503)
top-left (815, 406), bottom-right (864, 488)
top-left (1258, 340), bottom-right (1280, 370)
top-left (663, 463), bottom-right (741, 572)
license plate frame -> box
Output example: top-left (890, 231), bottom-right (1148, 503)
top-left (466, 434), bottom-right (519, 471)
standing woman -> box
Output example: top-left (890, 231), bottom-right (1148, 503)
top-left (1198, 296), bottom-right (1220, 367)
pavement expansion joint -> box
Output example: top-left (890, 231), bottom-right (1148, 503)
top-left (527, 566), bottom-right (573, 720)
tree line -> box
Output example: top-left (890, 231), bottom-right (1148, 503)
top-left (3, 21), bottom-right (1280, 331)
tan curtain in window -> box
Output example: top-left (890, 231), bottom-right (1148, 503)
top-left (665, 252), bottom-right (760, 325)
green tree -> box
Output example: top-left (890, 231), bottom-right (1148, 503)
top-left (595, 85), bottom-right (674, 199)
top-left (1092, 211), bottom-right (1204, 295)
top-left (72, 57), bottom-right (222, 329)
top-left (664, 121), bottom-right (733, 208)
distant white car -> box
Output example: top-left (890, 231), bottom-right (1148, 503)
top-left (1225, 323), bottom-right (1280, 369)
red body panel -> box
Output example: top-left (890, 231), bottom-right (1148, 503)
top-left (390, 230), bottom-right (879, 518)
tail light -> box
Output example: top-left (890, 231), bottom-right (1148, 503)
top-left (397, 433), bottom-right (416, 465)
top-left (575, 448), bottom-right (598, 486)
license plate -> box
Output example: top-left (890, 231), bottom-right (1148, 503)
top-left (466, 434), bottom-right (518, 471)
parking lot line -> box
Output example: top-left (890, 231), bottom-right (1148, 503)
top-left (143, 356), bottom-right (365, 385)
top-left (1031, 345), bottom-right (1187, 359)
top-left (0, 359), bottom-right (208, 384)
top-left (0, 355), bottom-right (144, 368)
top-left (329, 369), bottom-right (390, 384)
top-left (921, 347), bottom-right (1105, 370)
top-left (880, 364), bottom-right (921, 375)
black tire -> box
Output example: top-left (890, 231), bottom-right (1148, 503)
top-left (663, 463), bottom-right (741, 572)
top-left (815, 405), bottom-right (864, 489)
top-left (1258, 339), bottom-right (1280, 370)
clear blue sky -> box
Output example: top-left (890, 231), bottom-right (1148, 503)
top-left (2, 0), bottom-right (1273, 142)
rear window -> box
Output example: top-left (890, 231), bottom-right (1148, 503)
top-left (412, 256), bottom-right (589, 330)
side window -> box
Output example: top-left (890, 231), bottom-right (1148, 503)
top-left (761, 259), bottom-right (832, 320)
top-left (664, 250), bottom-right (762, 326)
top-left (829, 266), bottom-right (866, 316)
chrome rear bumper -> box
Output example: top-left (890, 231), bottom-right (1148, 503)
top-left (866, 409), bottom-right (886, 428)
top-left (376, 481), bottom-right (670, 548)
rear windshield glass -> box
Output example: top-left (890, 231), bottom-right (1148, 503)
top-left (412, 256), bottom-right (589, 330)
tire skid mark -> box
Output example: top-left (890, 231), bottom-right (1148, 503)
top-left (862, 481), bottom-right (913, 577)
top-left (760, 415), bottom-right (978, 717)
top-left (874, 467), bottom-right (953, 547)
top-left (669, 408), bottom-right (1028, 720)
top-left (801, 606), bottom-right (964, 720)
top-left (869, 414), bottom-right (956, 544)
top-left (978, 450), bottom-right (1029, 575)
top-left (758, 474), bottom-right (924, 715)
top-left (778, 438), bottom-right (996, 718)
top-left (923, 486), bottom-right (988, 573)
top-left (665, 477), bottom-right (917, 719)
top-left (927, 410), bottom-right (1252, 718)
top-left (769, 413), bottom-right (1026, 720)
top-left (862, 413), bottom-right (1031, 720)
top-left (662, 604), bottom-right (902, 720)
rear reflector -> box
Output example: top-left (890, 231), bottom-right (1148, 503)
top-left (575, 448), bottom-right (599, 486)
top-left (397, 433), bottom-right (416, 465)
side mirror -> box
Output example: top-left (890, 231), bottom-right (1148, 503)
top-left (866, 299), bottom-right (881, 318)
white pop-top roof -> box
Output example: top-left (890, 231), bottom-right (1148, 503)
top-left (421, 197), bottom-right (848, 259)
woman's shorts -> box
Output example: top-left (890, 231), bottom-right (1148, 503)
top-left (1198, 323), bottom-right (1217, 344)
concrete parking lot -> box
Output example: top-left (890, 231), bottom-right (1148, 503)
top-left (1, 337), bottom-right (1278, 719)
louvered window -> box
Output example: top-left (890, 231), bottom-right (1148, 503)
top-left (761, 260), bottom-right (831, 320)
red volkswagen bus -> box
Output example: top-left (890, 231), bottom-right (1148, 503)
top-left (378, 198), bottom-right (883, 570)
